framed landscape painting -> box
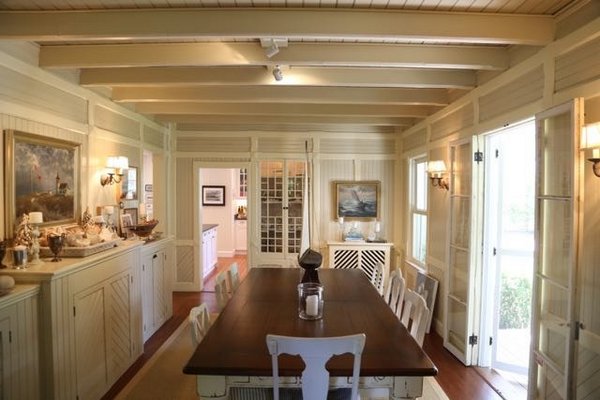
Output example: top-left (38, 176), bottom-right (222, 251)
top-left (4, 130), bottom-right (80, 234)
top-left (334, 181), bottom-right (380, 220)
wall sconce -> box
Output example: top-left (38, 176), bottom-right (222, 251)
top-left (100, 156), bottom-right (129, 186)
top-left (427, 160), bottom-right (449, 190)
top-left (581, 122), bottom-right (600, 177)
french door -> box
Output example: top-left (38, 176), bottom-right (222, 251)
top-left (529, 99), bottom-right (583, 399)
top-left (443, 137), bottom-right (482, 365)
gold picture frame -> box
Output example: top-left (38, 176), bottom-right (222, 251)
top-left (4, 130), bottom-right (81, 236)
top-left (334, 180), bottom-right (380, 220)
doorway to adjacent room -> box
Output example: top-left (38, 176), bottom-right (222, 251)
top-left (479, 120), bottom-right (535, 399)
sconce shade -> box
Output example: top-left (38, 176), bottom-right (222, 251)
top-left (106, 156), bottom-right (129, 170)
top-left (427, 160), bottom-right (447, 177)
top-left (28, 211), bottom-right (43, 224)
top-left (101, 156), bottom-right (129, 186)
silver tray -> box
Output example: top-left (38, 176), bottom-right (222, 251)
top-left (40, 239), bottom-right (120, 258)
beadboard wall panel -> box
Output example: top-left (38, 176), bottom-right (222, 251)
top-left (359, 159), bottom-right (395, 240)
top-left (479, 66), bottom-right (544, 122)
top-left (0, 64), bottom-right (87, 124)
top-left (176, 136), bottom-right (251, 153)
top-left (555, 36), bottom-right (600, 92)
top-left (143, 125), bottom-right (165, 149)
top-left (430, 103), bottom-right (474, 141)
top-left (257, 136), bottom-right (309, 154)
top-left (402, 128), bottom-right (427, 152)
top-left (320, 137), bottom-right (396, 155)
top-left (94, 105), bottom-right (141, 140)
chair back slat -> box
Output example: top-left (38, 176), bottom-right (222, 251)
top-left (400, 289), bottom-right (429, 346)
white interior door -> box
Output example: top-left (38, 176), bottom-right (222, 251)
top-left (444, 137), bottom-right (481, 365)
top-left (528, 99), bottom-right (583, 400)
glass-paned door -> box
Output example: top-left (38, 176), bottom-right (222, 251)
top-left (529, 99), bottom-right (583, 400)
top-left (259, 160), bottom-right (305, 261)
top-left (444, 137), bottom-right (480, 365)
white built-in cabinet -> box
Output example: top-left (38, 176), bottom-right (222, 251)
top-left (235, 219), bottom-right (247, 252)
top-left (202, 225), bottom-right (218, 278)
top-left (327, 241), bottom-right (392, 282)
top-left (0, 285), bottom-right (40, 400)
top-left (141, 239), bottom-right (174, 342)
top-left (69, 247), bottom-right (142, 400)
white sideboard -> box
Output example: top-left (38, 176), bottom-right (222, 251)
top-left (327, 241), bottom-right (393, 283)
top-left (202, 224), bottom-right (218, 278)
top-left (0, 284), bottom-right (40, 400)
top-left (3, 241), bottom-right (146, 400)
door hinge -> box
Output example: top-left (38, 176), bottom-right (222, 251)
top-left (574, 321), bottom-right (585, 340)
top-left (9, 330), bottom-right (12, 343)
top-left (474, 151), bottom-right (483, 162)
top-left (469, 334), bottom-right (478, 345)
top-left (73, 306), bottom-right (76, 317)
top-left (495, 149), bottom-right (499, 158)
top-left (493, 247), bottom-right (497, 256)
top-left (489, 336), bottom-right (493, 346)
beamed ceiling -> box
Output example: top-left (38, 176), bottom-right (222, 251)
top-left (0, 0), bottom-right (586, 134)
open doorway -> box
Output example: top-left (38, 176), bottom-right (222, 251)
top-left (479, 120), bottom-right (535, 398)
top-left (197, 166), bottom-right (249, 291)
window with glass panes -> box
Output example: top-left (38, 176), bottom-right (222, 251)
top-left (409, 156), bottom-right (428, 265)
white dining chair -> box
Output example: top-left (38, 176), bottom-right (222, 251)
top-left (189, 302), bottom-right (212, 345)
top-left (400, 289), bottom-right (429, 347)
top-left (266, 333), bottom-right (366, 400)
top-left (215, 271), bottom-right (230, 311)
top-left (369, 262), bottom-right (385, 295)
top-left (384, 269), bottom-right (406, 317)
top-left (227, 262), bottom-right (240, 293)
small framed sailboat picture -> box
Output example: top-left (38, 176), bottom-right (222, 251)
top-left (334, 181), bottom-right (380, 220)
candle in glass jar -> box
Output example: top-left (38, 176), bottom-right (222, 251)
top-left (306, 294), bottom-right (319, 316)
top-left (28, 211), bottom-right (43, 224)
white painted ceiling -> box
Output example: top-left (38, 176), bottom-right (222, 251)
top-left (0, 0), bottom-right (587, 133)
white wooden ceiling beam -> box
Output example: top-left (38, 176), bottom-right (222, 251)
top-left (0, 9), bottom-right (554, 45)
top-left (134, 102), bottom-right (440, 117)
top-left (39, 42), bottom-right (508, 70)
top-left (112, 86), bottom-right (450, 106)
top-left (156, 114), bottom-right (416, 126)
top-left (80, 66), bottom-right (475, 89)
top-left (175, 123), bottom-right (396, 134)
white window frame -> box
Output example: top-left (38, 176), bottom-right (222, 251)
top-left (407, 155), bottom-right (428, 267)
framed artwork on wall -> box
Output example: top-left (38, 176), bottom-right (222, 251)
top-left (4, 129), bottom-right (80, 234)
top-left (120, 166), bottom-right (137, 200)
top-left (202, 185), bottom-right (226, 206)
top-left (334, 181), bottom-right (380, 220)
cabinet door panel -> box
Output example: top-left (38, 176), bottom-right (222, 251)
top-left (153, 252), bottom-right (168, 327)
top-left (74, 287), bottom-right (107, 400)
top-left (107, 271), bottom-right (134, 382)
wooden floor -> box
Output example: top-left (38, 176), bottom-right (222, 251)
top-left (104, 256), bottom-right (508, 400)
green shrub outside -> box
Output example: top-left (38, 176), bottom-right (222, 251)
top-left (499, 274), bottom-right (532, 329)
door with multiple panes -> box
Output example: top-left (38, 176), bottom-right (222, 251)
top-left (258, 160), bottom-right (305, 266)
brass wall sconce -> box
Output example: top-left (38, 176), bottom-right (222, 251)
top-left (427, 160), bottom-right (449, 190)
top-left (581, 122), bottom-right (600, 177)
top-left (100, 156), bottom-right (129, 186)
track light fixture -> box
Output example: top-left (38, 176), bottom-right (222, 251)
top-left (260, 38), bottom-right (288, 59)
top-left (273, 65), bottom-right (283, 81)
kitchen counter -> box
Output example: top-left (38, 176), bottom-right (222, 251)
top-left (202, 223), bottom-right (218, 232)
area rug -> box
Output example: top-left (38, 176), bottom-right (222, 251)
top-left (116, 320), bottom-right (449, 400)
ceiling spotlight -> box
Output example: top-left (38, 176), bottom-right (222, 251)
top-left (260, 38), bottom-right (288, 59)
top-left (272, 65), bottom-right (283, 81)
top-left (265, 42), bottom-right (279, 58)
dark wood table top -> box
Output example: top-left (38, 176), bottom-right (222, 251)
top-left (183, 268), bottom-right (437, 377)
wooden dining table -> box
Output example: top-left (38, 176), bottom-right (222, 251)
top-left (183, 267), bottom-right (437, 400)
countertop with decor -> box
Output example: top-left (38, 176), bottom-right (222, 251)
top-left (0, 239), bottom-right (144, 281)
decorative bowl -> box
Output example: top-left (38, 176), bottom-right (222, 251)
top-left (128, 220), bottom-right (159, 238)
